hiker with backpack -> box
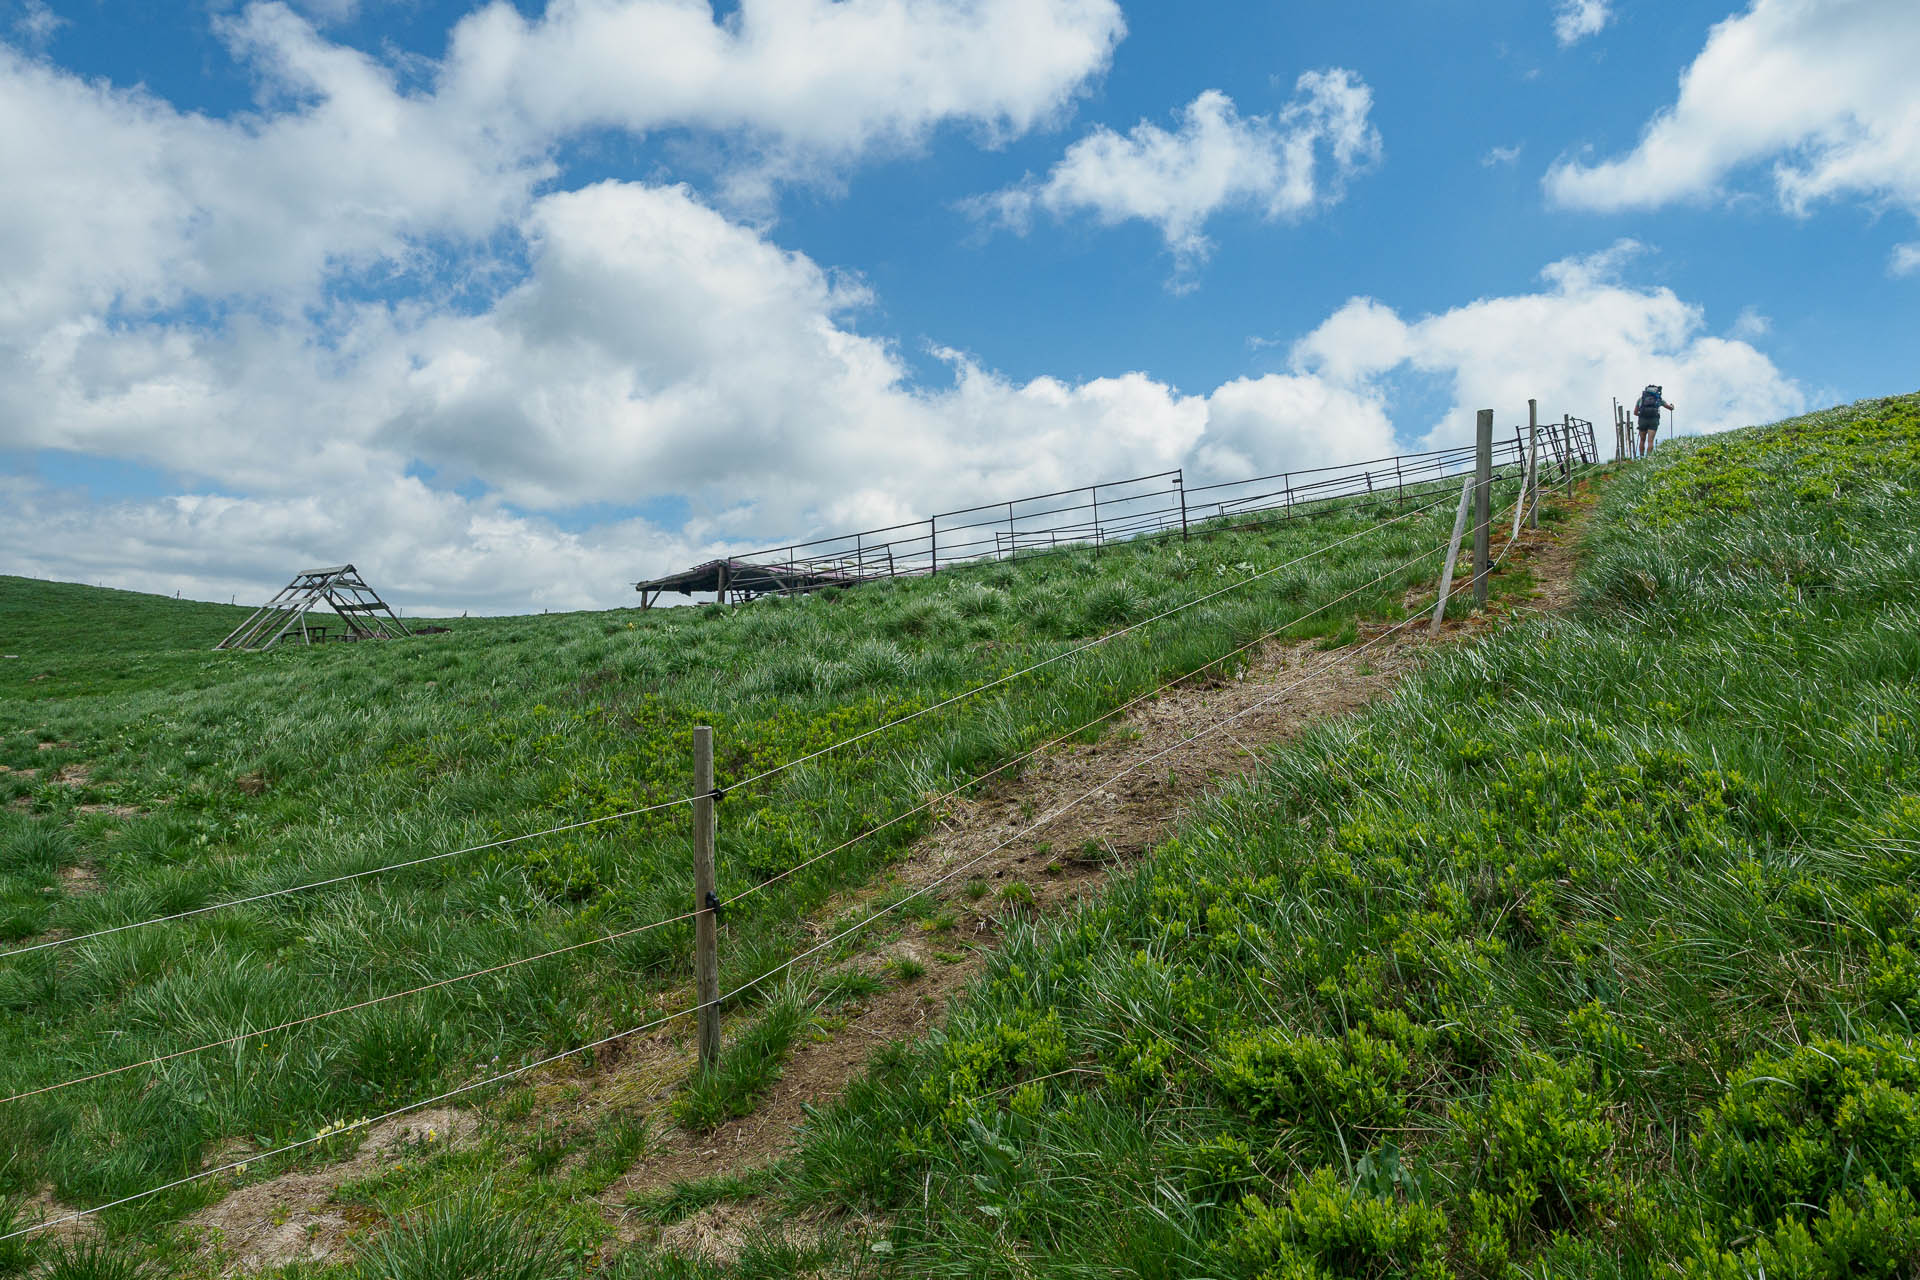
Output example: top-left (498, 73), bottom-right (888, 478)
top-left (1635, 385), bottom-right (1673, 456)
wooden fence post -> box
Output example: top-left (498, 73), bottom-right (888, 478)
top-left (1510, 421), bottom-right (1533, 543)
top-left (1526, 399), bottom-right (1540, 530)
top-left (1472, 409), bottom-right (1493, 609)
top-left (1430, 474), bottom-right (1474, 636)
top-left (1176, 471), bottom-right (1189, 541)
top-left (928, 518), bottom-right (938, 576)
top-left (692, 726), bottom-right (721, 1070)
top-left (1563, 414), bottom-right (1575, 497)
top-left (1006, 501), bottom-right (1016, 562)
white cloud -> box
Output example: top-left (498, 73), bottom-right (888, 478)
top-left (0, 0), bottom-right (1124, 331)
top-left (0, 473), bottom-right (672, 615)
top-left (1731, 306), bottom-right (1772, 339)
top-left (439, 0), bottom-right (1126, 174)
top-left (1553, 0), bottom-right (1612, 47)
top-left (1292, 240), bottom-right (1806, 448)
top-left (1892, 242), bottom-right (1920, 276)
top-left (1483, 144), bottom-right (1524, 167)
top-left (3, 216), bottom-right (1803, 610)
top-left (1547, 0), bottom-right (1920, 222)
top-left (971, 70), bottom-right (1381, 282)
top-left (10, 0), bottom-right (64, 46)
top-left (0, 8), bottom-right (1807, 613)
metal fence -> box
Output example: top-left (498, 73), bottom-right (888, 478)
top-left (701, 418), bottom-right (1597, 596)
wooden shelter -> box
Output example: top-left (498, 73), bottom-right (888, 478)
top-left (634, 558), bottom-right (857, 608)
top-left (216, 565), bottom-right (412, 651)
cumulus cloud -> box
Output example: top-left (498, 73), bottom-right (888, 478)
top-left (0, 7), bottom-right (1805, 613)
top-left (971, 70), bottom-right (1381, 283)
top-left (1483, 144), bottom-right (1524, 167)
top-left (1892, 242), bottom-right (1920, 276)
top-left (1553, 0), bottom-right (1612, 47)
top-left (0, 0), bottom-right (1124, 329)
top-left (4, 211), bottom-right (1802, 611)
top-left (11, 0), bottom-right (64, 46)
top-left (438, 0), bottom-right (1126, 173)
top-left (1547, 0), bottom-right (1920, 225)
top-left (1292, 240), bottom-right (1806, 449)
top-left (0, 473), bottom-right (667, 615)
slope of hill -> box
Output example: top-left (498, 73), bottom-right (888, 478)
top-left (24, 384), bottom-right (1920, 1276)
top-left (0, 579), bottom-right (257, 703)
top-left (769, 392), bottom-right (1920, 1278)
top-left (0, 484), bottom-right (1502, 1272)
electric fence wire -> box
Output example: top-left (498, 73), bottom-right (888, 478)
top-left (1, 486), bottom-right (1471, 963)
top-left (722, 487), bottom-right (1467, 794)
top-left (0, 905), bottom-right (701, 1105)
top-left (716, 518), bottom-right (1480, 910)
top-left (0, 798), bottom-right (697, 961)
top-left (2, 510), bottom-right (1483, 1246)
top-left (0, 501), bottom-right (1477, 1106)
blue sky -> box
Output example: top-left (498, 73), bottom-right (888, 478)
top-left (1, 0), bottom-right (1915, 612)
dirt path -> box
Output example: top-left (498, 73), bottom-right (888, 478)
top-left (182, 485), bottom-right (1598, 1272)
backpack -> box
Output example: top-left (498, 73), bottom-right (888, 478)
top-left (1636, 386), bottom-right (1663, 419)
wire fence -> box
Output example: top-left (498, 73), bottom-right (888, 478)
top-left (0, 492), bottom-right (1474, 1106)
top-left (1, 415), bottom-right (1598, 1243)
top-left (3, 479), bottom-right (1471, 962)
top-left (649, 428), bottom-right (1586, 600)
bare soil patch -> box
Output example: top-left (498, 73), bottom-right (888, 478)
top-left (56, 864), bottom-right (100, 894)
top-left (192, 1109), bottom-right (478, 1274)
top-left (180, 491), bottom-right (1598, 1271)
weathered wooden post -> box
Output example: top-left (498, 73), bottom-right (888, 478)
top-left (1430, 473), bottom-right (1474, 636)
top-left (1511, 413), bottom-right (1534, 544)
top-left (1563, 414), bottom-right (1575, 497)
top-left (1472, 410), bottom-right (1493, 609)
top-left (1175, 471), bottom-right (1189, 541)
top-left (928, 517), bottom-right (938, 576)
top-left (1527, 399), bottom-right (1541, 530)
top-left (1006, 501), bottom-right (1016, 562)
top-left (692, 726), bottom-right (721, 1069)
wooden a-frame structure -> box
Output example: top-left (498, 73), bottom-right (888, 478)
top-left (216, 565), bottom-right (411, 651)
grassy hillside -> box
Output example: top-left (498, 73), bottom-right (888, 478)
top-left (0, 483), bottom-right (1492, 1264)
top-left (767, 393), bottom-right (1920, 1279)
top-left (0, 579), bottom-right (257, 703)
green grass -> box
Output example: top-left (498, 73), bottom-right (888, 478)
top-left (0, 476), bottom-right (1492, 1255)
top-left (347, 1189), bottom-right (571, 1280)
top-left (622, 1165), bottom-right (779, 1226)
top-left (782, 392), bottom-right (1920, 1277)
top-left (674, 989), bottom-right (810, 1131)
